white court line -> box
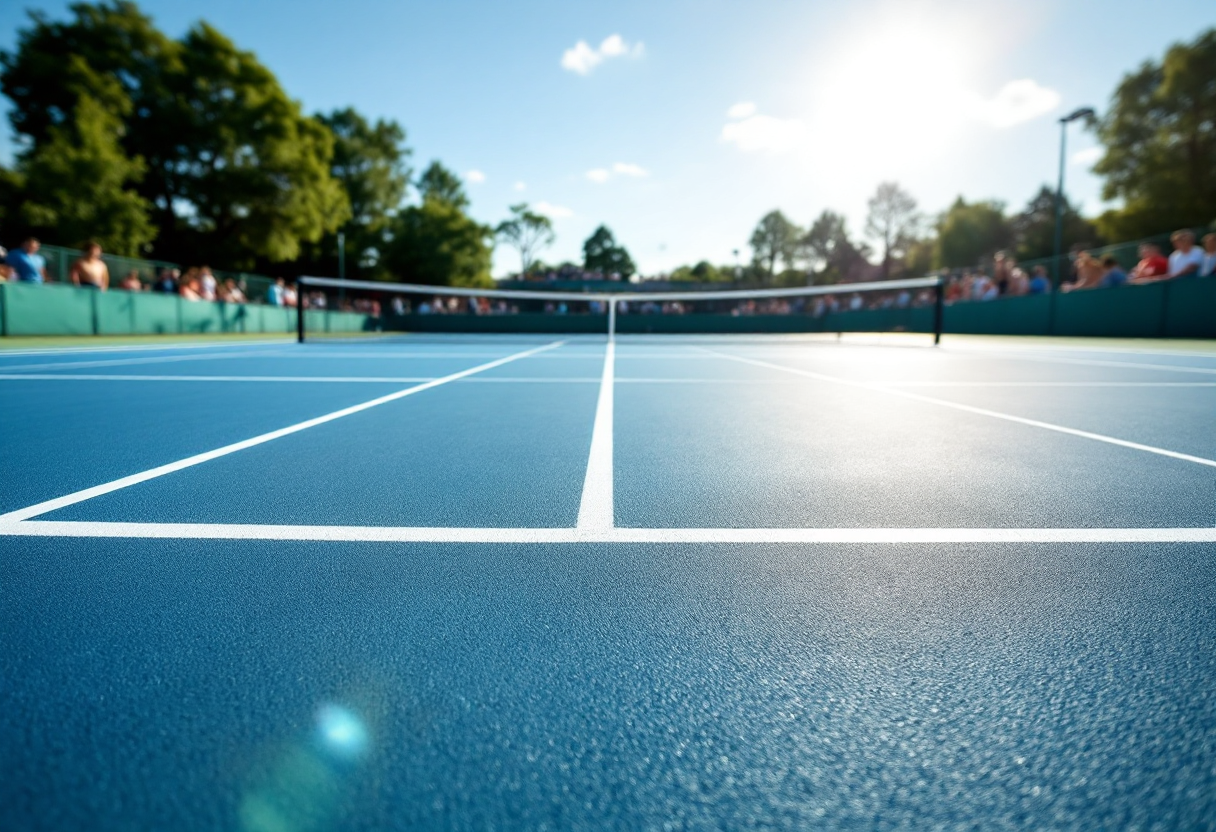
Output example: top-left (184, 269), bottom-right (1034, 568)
top-left (954, 352), bottom-right (1216, 376)
top-left (0, 340), bottom-right (566, 523)
top-left (0, 339), bottom-right (291, 357)
top-left (577, 341), bottom-right (615, 530)
top-left (0, 350), bottom-right (284, 372)
top-left (701, 349), bottom-right (1216, 470)
top-left (876, 381), bottom-right (1216, 388)
top-left (0, 520), bottom-right (1212, 543)
top-left (0, 373), bottom-right (608, 383)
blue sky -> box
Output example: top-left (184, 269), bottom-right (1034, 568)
top-left (1, 0), bottom-right (1212, 275)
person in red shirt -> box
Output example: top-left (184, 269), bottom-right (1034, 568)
top-left (1128, 243), bottom-right (1169, 283)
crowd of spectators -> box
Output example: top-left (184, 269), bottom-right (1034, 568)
top-left (941, 229), bottom-right (1215, 303)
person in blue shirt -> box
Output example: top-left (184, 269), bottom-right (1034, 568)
top-left (6, 237), bottom-right (48, 283)
top-left (1099, 255), bottom-right (1128, 288)
top-left (1027, 265), bottom-right (1051, 294)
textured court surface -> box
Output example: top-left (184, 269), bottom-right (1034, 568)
top-left (2, 334), bottom-right (1215, 830)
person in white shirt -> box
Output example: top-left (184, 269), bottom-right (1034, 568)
top-left (1167, 230), bottom-right (1204, 278)
top-left (1199, 233), bottom-right (1216, 278)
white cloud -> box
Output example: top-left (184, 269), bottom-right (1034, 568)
top-left (561, 34), bottom-right (644, 75)
top-left (727, 101), bottom-right (757, 119)
top-left (464, 169), bottom-right (485, 184)
top-left (978, 79), bottom-right (1060, 128)
top-left (513, 181), bottom-right (527, 192)
top-left (534, 201), bottom-right (573, 219)
top-left (612, 162), bottom-right (648, 177)
top-left (1071, 146), bottom-right (1103, 166)
top-left (586, 168), bottom-right (612, 183)
top-left (721, 113), bottom-right (804, 153)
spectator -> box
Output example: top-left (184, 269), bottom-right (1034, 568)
top-left (993, 252), bottom-right (1013, 294)
top-left (218, 278), bottom-right (246, 303)
top-left (180, 271), bottom-right (202, 301)
top-left (69, 241), bottom-right (109, 290)
top-left (1201, 233), bottom-right (1216, 278)
top-left (268, 277), bottom-right (287, 306)
top-left (119, 270), bottom-right (143, 291)
top-left (1129, 243), bottom-right (1169, 283)
top-left (199, 266), bottom-right (217, 300)
top-left (152, 267), bottom-right (179, 293)
top-left (1027, 266), bottom-right (1051, 295)
top-left (283, 282), bottom-right (298, 308)
top-left (1062, 252), bottom-right (1104, 292)
top-left (6, 237), bottom-right (48, 283)
top-left (1098, 256), bottom-right (1128, 288)
top-left (1167, 230), bottom-right (1203, 278)
top-left (0, 245), bottom-right (10, 281)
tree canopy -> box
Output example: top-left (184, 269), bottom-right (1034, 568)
top-left (864, 182), bottom-right (920, 278)
top-left (1092, 28), bottom-right (1216, 239)
top-left (582, 225), bottom-right (635, 277)
top-left (934, 197), bottom-right (1013, 269)
top-left (749, 210), bottom-right (801, 282)
top-left (495, 203), bottom-right (555, 275)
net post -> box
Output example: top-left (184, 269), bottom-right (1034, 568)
top-left (608, 298), bottom-right (617, 343)
top-left (933, 278), bottom-right (945, 346)
top-left (296, 280), bottom-right (305, 344)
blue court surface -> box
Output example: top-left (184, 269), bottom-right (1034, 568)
top-left (2, 333), bottom-right (1215, 829)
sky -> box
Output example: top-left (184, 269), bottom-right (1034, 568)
top-left (1, 0), bottom-right (1212, 276)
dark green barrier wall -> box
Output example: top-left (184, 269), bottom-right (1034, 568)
top-left (0, 283), bottom-right (372, 337)
top-left (3, 279), bottom-right (1212, 339)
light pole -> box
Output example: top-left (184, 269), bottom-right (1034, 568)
top-left (337, 231), bottom-right (346, 310)
top-left (1052, 107), bottom-right (1095, 289)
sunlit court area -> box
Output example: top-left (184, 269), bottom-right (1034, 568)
top-left (2, 1), bottom-right (1215, 830)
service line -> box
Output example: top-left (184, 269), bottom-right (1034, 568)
top-left (0, 340), bottom-right (566, 523)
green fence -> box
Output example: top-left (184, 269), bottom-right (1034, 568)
top-left (0, 282), bottom-right (370, 337)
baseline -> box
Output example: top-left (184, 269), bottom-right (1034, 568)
top-left (1, 520), bottom-right (1213, 544)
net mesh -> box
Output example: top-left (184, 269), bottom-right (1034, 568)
top-left (296, 276), bottom-right (944, 342)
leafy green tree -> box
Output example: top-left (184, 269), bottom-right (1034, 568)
top-left (582, 225), bottom-right (636, 277)
top-left (1092, 28), bottom-right (1216, 239)
top-left (382, 165), bottom-right (491, 287)
top-left (495, 203), bottom-right (554, 275)
top-left (801, 210), bottom-right (871, 284)
top-left (933, 197), bottom-right (1013, 269)
top-left (1011, 185), bottom-right (1098, 262)
top-left (670, 260), bottom-right (732, 282)
top-left (18, 92), bottom-right (155, 254)
top-left (311, 108), bottom-right (410, 279)
top-left (417, 161), bottom-right (469, 209)
top-left (1, 2), bottom-right (349, 266)
top-left (749, 210), bottom-right (801, 282)
top-left (864, 181), bottom-right (920, 278)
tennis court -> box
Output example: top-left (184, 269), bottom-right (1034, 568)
top-left (2, 332), bottom-right (1215, 828)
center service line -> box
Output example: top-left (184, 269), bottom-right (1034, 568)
top-left (0, 340), bottom-right (567, 524)
top-left (698, 348), bottom-right (1216, 470)
top-left (577, 340), bottom-right (615, 530)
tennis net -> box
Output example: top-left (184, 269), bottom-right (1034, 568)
top-left (295, 275), bottom-right (945, 343)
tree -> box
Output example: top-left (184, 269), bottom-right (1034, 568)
top-left (495, 203), bottom-right (555, 275)
top-left (749, 210), bottom-right (801, 282)
top-left (864, 181), bottom-right (920, 278)
top-left (1011, 185), bottom-right (1099, 262)
top-left (933, 197), bottom-right (1013, 269)
top-left (801, 210), bottom-right (872, 284)
top-left (582, 225), bottom-right (636, 277)
top-left (312, 108), bottom-right (410, 279)
top-left (1, 3), bottom-right (349, 266)
top-left (18, 92), bottom-right (155, 254)
top-left (417, 160), bottom-right (469, 210)
top-left (1091, 28), bottom-right (1216, 240)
